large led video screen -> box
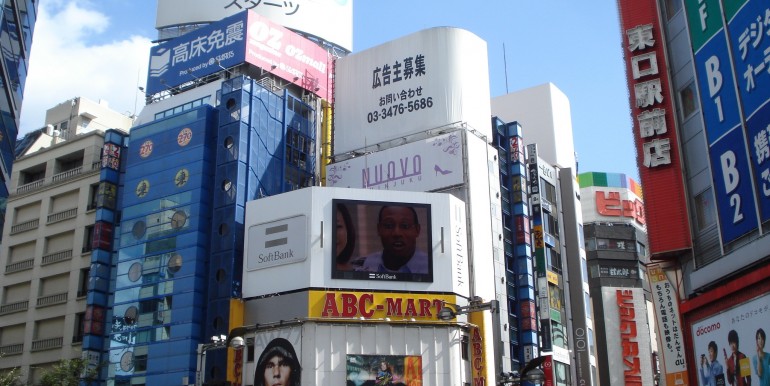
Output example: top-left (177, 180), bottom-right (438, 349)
top-left (332, 199), bottom-right (433, 283)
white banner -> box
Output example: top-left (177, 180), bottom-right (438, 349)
top-left (648, 264), bottom-right (690, 385)
top-left (602, 287), bottom-right (655, 386)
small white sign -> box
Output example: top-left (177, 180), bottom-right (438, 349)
top-left (247, 215), bottom-right (307, 270)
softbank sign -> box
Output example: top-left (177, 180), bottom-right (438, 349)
top-left (333, 27), bottom-right (491, 154)
top-left (246, 215), bottom-right (308, 270)
top-left (146, 10), bottom-right (331, 99)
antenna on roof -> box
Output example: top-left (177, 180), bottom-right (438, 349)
top-left (503, 43), bottom-right (509, 94)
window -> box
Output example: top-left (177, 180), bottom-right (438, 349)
top-left (78, 268), bottom-right (90, 297)
top-left (87, 184), bottom-right (98, 210)
top-left (694, 188), bottom-right (716, 231)
top-left (73, 312), bottom-right (85, 343)
top-left (83, 225), bottom-right (94, 253)
top-left (679, 81), bottom-right (698, 120)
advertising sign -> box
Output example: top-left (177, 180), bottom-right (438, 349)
top-left (602, 287), bottom-right (655, 386)
top-left (332, 199), bottom-right (433, 283)
top-left (333, 27), bottom-right (491, 154)
top-left (618, 0), bottom-right (691, 256)
top-left (147, 11), bottom-right (247, 95)
top-left (251, 326), bottom-right (302, 386)
top-left (156, 0), bottom-right (352, 52)
top-left (346, 355), bottom-right (422, 386)
top-left (648, 264), bottom-right (689, 385)
top-left (683, 0), bottom-right (770, 244)
top-left (690, 293), bottom-right (770, 386)
top-left (246, 215), bottom-right (308, 270)
top-left (326, 131), bottom-right (465, 191)
top-left (308, 290), bottom-right (455, 321)
top-left (147, 11), bottom-right (331, 99)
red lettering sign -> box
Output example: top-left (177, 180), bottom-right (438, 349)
top-left (595, 191), bottom-right (646, 225)
top-left (617, 289), bottom-right (641, 382)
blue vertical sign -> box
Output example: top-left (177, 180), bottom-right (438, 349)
top-left (725, 0), bottom-right (770, 222)
top-left (685, 0), bottom-right (760, 244)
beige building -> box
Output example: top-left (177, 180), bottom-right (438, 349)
top-left (0, 98), bottom-right (131, 384)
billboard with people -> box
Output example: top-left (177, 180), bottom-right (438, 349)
top-left (332, 199), bottom-right (432, 283)
top-left (691, 293), bottom-right (770, 386)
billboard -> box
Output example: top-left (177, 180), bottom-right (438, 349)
top-left (331, 199), bottom-right (432, 282)
top-left (578, 171), bottom-right (645, 226)
top-left (308, 291), bottom-right (455, 321)
top-left (346, 355), bottom-right (422, 386)
top-left (618, 0), bottom-right (691, 256)
top-left (683, 0), bottom-right (770, 245)
top-left (333, 27), bottom-right (491, 154)
top-left (601, 287), bottom-right (656, 386)
top-left (326, 131), bottom-right (465, 191)
top-left (242, 187), bottom-right (469, 298)
top-left (147, 11), bottom-right (331, 99)
top-left (252, 326), bottom-right (303, 386)
top-left (690, 293), bottom-right (770, 386)
top-left (649, 264), bottom-right (689, 385)
top-left (156, 0), bottom-right (352, 52)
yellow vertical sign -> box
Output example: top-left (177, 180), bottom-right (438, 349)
top-left (468, 311), bottom-right (489, 386)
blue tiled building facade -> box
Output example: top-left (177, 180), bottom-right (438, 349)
top-left (92, 77), bottom-right (316, 386)
top-left (492, 118), bottom-right (539, 371)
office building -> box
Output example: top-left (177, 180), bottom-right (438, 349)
top-left (617, 0), bottom-right (770, 384)
top-left (578, 171), bottom-right (657, 385)
top-left (492, 84), bottom-right (598, 385)
top-left (0, 0), bottom-right (39, 243)
top-left (87, 5), bottom-right (348, 384)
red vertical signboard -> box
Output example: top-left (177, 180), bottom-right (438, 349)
top-left (617, 0), bottom-right (692, 257)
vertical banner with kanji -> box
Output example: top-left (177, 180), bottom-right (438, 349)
top-left (649, 264), bottom-right (689, 385)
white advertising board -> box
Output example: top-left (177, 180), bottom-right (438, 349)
top-left (333, 27), bottom-right (491, 154)
top-left (326, 131), bottom-right (465, 191)
top-left (602, 287), bottom-right (655, 386)
top-left (242, 187), bottom-right (470, 298)
top-left (156, 0), bottom-right (352, 52)
top-left (580, 186), bottom-right (645, 227)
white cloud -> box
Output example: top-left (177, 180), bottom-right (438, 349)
top-left (19, 1), bottom-right (153, 135)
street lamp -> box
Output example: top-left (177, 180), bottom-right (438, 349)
top-left (499, 355), bottom-right (546, 385)
top-left (437, 296), bottom-right (503, 386)
top-left (196, 335), bottom-right (245, 386)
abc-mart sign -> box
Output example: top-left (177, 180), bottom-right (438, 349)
top-left (146, 10), bottom-right (331, 99)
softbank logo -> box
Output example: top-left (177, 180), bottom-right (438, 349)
top-left (247, 215), bottom-right (307, 270)
top-left (149, 47), bottom-right (170, 79)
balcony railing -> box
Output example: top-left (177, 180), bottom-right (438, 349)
top-left (0, 343), bottom-right (24, 355)
top-left (5, 258), bottom-right (34, 273)
top-left (31, 337), bottom-right (63, 352)
top-left (52, 166), bottom-right (83, 183)
top-left (47, 207), bottom-right (78, 224)
top-left (16, 179), bottom-right (44, 194)
top-left (0, 300), bottom-right (29, 315)
top-left (41, 249), bottom-right (73, 265)
top-left (36, 292), bottom-right (68, 307)
top-left (10, 218), bottom-right (39, 234)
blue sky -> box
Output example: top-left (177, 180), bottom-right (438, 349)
top-left (21, 0), bottom-right (638, 179)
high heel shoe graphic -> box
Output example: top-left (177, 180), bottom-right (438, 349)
top-left (435, 165), bottom-right (452, 175)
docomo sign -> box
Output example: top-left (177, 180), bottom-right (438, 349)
top-left (245, 12), bottom-right (331, 100)
top-left (595, 190), bottom-right (646, 225)
top-left (309, 291), bottom-right (455, 321)
top-left (617, 289), bottom-right (642, 385)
